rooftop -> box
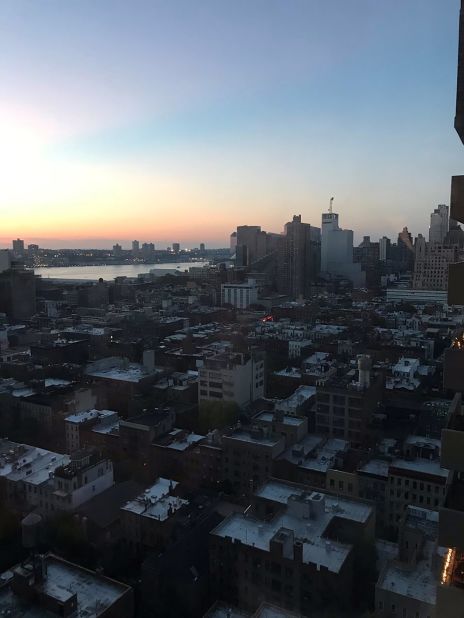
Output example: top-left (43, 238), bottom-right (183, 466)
top-left (389, 458), bottom-right (449, 479)
top-left (0, 440), bottom-right (69, 486)
top-left (86, 364), bottom-right (151, 382)
top-left (0, 554), bottom-right (131, 617)
top-left (121, 478), bottom-right (188, 521)
top-left (213, 481), bottom-right (372, 574)
top-left (65, 409), bottom-right (117, 425)
top-left (278, 435), bottom-right (348, 473)
top-left (377, 541), bottom-right (445, 606)
top-left (358, 459), bottom-right (390, 479)
top-left (255, 412), bottom-right (306, 427)
top-left (274, 385), bottom-right (316, 411)
top-left (224, 428), bottom-right (284, 448)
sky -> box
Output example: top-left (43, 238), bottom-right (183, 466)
top-left (0, 0), bottom-right (462, 249)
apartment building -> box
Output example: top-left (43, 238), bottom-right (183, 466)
top-left (437, 393), bottom-right (464, 616)
top-left (376, 506), bottom-right (444, 618)
top-left (199, 351), bottom-right (265, 409)
top-left (121, 477), bottom-right (188, 554)
top-left (0, 552), bottom-right (133, 617)
top-left (386, 452), bottom-right (449, 531)
top-left (222, 427), bottom-right (286, 497)
top-left (64, 409), bottom-right (119, 453)
top-left (210, 479), bottom-right (375, 615)
top-left (315, 357), bottom-right (383, 447)
top-left (221, 279), bottom-right (259, 309)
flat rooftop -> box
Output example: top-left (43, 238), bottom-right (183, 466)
top-left (358, 459), bottom-right (390, 479)
top-left (121, 478), bottom-right (188, 521)
top-left (65, 409), bottom-right (116, 424)
top-left (224, 429), bottom-right (284, 448)
top-left (278, 435), bottom-right (348, 473)
top-left (389, 458), bottom-right (449, 480)
top-left (0, 554), bottom-right (130, 617)
top-left (155, 428), bottom-right (204, 451)
top-left (86, 364), bottom-right (150, 382)
top-left (212, 481), bottom-right (372, 575)
top-left (255, 412), bottom-right (305, 427)
top-left (0, 442), bottom-right (69, 485)
top-left (377, 542), bottom-right (445, 606)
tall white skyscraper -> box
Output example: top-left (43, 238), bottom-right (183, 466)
top-left (429, 204), bottom-right (449, 244)
top-left (321, 211), bottom-right (365, 287)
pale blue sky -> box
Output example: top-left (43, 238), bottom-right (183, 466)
top-left (0, 0), bottom-right (462, 247)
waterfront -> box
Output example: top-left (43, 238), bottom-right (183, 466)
top-left (34, 261), bottom-right (208, 281)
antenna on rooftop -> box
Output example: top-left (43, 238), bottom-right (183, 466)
top-left (329, 196), bottom-right (334, 214)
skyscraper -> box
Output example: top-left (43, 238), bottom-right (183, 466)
top-left (437, 6), bottom-right (464, 615)
top-left (379, 236), bottom-right (391, 261)
top-left (276, 215), bottom-right (321, 299)
top-left (132, 240), bottom-right (140, 257)
top-left (429, 204), bottom-right (449, 244)
top-left (12, 238), bottom-right (24, 257)
top-left (321, 210), bottom-right (365, 287)
top-left (396, 226), bottom-right (415, 272)
top-left (235, 225), bottom-right (263, 267)
top-left (413, 234), bottom-right (457, 291)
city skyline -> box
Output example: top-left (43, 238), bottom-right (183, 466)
top-left (1, 0), bottom-right (462, 248)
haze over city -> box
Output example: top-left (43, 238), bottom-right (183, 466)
top-left (1, 0), bottom-right (462, 248)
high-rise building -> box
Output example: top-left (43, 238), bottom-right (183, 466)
top-left (379, 236), bottom-right (391, 261)
top-left (321, 210), bottom-right (365, 287)
top-left (353, 236), bottom-right (381, 288)
top-left (429, 204), bottom-right (449, 244)
top-left (445, 218), bottom-right (464, 248)
top-left (0, 250), bottom-right (11, 273)
top-left (235, 225), bottom-right (263, 266)
top-left (276, 215), bottom-right (321, 299)
top-left (141, 242), bottom-right (155, 258)
top-left (396, 226), bottom-right (415, 272)
top-left (436, 5), bottom-right (464, 616)
top-left (221, 278), bottom-right (258, 308)
top-left (172, 242), bottom-right (180, 253)
top-left (12, 238), bottom-right (24, 257)
top-left (0, 269), bottom-right (37, 320)
top-left (199, 242), bottom-right (205, 252)
top-left (413, 234), bottom-right (457, 291)
top-left (131, 240), bottom-right (139, 257)
top-left (113, 243), bottom-right (123, 258)
top-left (229, 231), bottom-right (237, 255)
top-left (27, 244), bottom-right (39, 256)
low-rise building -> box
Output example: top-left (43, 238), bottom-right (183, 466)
top-left (254, 410), bottom-right (308, 447)
top-left (222, 427), bottom-right (286, 497)
top-left (315, 356), bottom-right (383, 447)
top-left (376, 506), bottom-right (445, 618)
top-left (0, 552), bottom-right (133, 617)
top-left (64, 409), bottom-right (119, 453)
top-left (386, 456), bottom-right (449, 531)
top-left (210, 479), bottom-right (375, 615)
top-left (121, 477), bottom-right (188, 553)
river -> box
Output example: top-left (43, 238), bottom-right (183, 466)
top-left (34, 261), bottom-right (208, 281)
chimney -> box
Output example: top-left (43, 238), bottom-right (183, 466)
top-left (294, 540), bottom-right (303, 562)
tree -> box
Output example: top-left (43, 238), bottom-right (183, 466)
top-left (198, 400), bottom-right (239, 433)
